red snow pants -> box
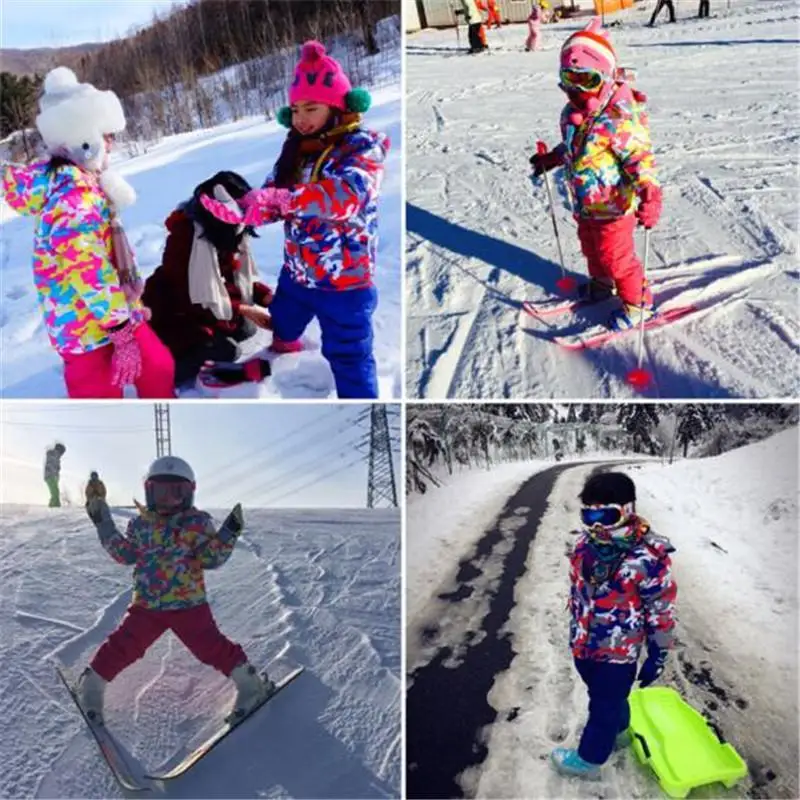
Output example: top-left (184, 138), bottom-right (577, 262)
top-left (91, 603), bottom-right (247, 681)
top-left (62, 323), bottom-right (175, 399)
top-left (576, 214), bottom-right (652, 306)
top-left (486, 2), bottom-right (502, 27)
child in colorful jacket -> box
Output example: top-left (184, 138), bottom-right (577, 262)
top-left (551, 471), bottom-right (677, 779)
top-left (0, 68), bottom-right (174, 398)
top-left (77, 456), bottom-right (270, 722)
top-left (234, 41), bottom-right (389, 398)
top-left (530, 19), bottom-right (663, 331)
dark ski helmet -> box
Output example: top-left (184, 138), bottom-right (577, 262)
top-left (145, 455), bottom-right (196, 514)
top-left (580, 472), bottom-right (636, 507)
top-left (54, 442), bottom-right (66, 454)
top-left (90, 471), bottom-right (99, 481)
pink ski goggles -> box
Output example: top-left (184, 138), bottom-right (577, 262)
top-left (145, 477), bottom-right (195, 512)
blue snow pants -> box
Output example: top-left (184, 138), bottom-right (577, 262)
top-left (269, 271), bottom-right (378, 399)
top-left (575, 657), bottom-right (638, 765)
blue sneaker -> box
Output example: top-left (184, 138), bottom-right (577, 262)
top-left (608, 302), bottom-right (655, 331)
top-left (550, 748), bottom-right (602, 780)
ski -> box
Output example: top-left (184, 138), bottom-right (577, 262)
top-left (145, 666), bottom-right (304, 782)
top-left (554, 305), bottom-right (699, 350)
top-left (522, 296), bottom-right (601, 319)
top-left (197, 358), bottom-right (272, 389)
top-left (55, 665), bottom-right (147, 793)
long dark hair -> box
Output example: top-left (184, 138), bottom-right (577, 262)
top-left (46, 155), bottom-right (75, 175)
top-left (189, 170), bottom-right (258, 253)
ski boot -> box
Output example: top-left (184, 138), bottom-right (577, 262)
top-left (608, 301), bottom-right (654, 331)
top-left (270, 336), bottom-right (304, 354)
top-left (550, 747), bottom-right (602, 780)
top-left (76, 667), bottom-right (106, 722)
top-left (228, 663), bottom-right (275, 722)
top-left (577, 278), bottom-right (614, 303)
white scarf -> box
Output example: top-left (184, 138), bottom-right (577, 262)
top-left (188, 223), bottom-right (257, 321)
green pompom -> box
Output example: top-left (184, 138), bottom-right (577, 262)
top-left (276, 106), bottom-right (292, 128)
top-left (345, 87), bottom-right (372, 114)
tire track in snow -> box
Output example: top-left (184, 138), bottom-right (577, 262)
top-left (406, 463), bottom-right (575, 798)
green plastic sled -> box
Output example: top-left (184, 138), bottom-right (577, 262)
top-left (627, 687), bottom-right (748, 798)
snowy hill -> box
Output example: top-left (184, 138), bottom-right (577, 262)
top-left (0, 77), bottom-right (401, 399)
top-left (406, 428), bottom-right (798, 798)
top-left (405, 0), bottom-right (799, 399)
top-left (0, 506), bottom-right (401, 798)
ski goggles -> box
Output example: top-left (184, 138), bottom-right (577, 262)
top-left (145, 477), bottom-right (195, 511)
top-left (580, 503), bottom-right (629, 528)
top-left (559, 68), bottom-right (604, 93)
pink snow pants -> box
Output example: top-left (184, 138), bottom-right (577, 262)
top-left (526, 20), bottom-right (541, 51)
top-left (91, 603), bottom-right (247, 681)
top-left (577, 215), bottom-right (652, 306)
top-left (62, 322), bottom-right (175, 399)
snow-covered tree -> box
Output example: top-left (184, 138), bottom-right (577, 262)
top-left (676, 404), bottom-right (714, 457)
top-left (618, 405), bottom-right (661, 455)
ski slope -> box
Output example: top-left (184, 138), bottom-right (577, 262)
top-left (0, 504), bottom-right (401, 798)
top-left (0, 80), bottom-right (401, 399)
top-left (406, 429), bottom-right (799, 798)
top-left (405, 0), bottom-right (799, 398)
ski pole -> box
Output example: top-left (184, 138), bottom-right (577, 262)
top-left (627, 227), bottom-right (653, 390)
top-left (535, 140), bottom-right (576, 294)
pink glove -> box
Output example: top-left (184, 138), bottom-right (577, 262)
top-left (242, 188), bottom-right (293, 227)
top-left (108, 323), bottom-right (142, 388)
top-left (637, 184), bottom-right (663, 229)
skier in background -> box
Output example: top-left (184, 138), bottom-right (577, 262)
top-left (525, 0), bottom-right (543, 52)
top-left (85, 471), bottom-right (107, 506)
top-left (483, 0), bottom-right (502, 29)
top-left (698, 0), bottom-right (710, 18)
top-left (44, 443), bottom-right (66, 507)
top-left (530, 18), bottom-right (663, 331)
top-left (77, 456), bottom-right (271, 722)
top-left (461, 0), bottom-right (489, 53)
top-left (0, 68), bottom-right (175, 399)
top-left (551, 472), bottom-right (677, 778)
top-left (648, 0), bottom-right (676, 26)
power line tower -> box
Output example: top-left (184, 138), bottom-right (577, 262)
top-left (154, 404), bottom-right (172, 458)
top-left (367, 404), bottom-right (397, 509)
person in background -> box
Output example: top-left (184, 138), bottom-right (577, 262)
top-left (85, 471), bottom-right (107, 506)
top-left (526, 0), bottom-right (543, 52)
top-left (44, 443), bottom-right (66, 507)
top-left (648, 0), bottom-right (676, 26)
top-left (461, 0), bottom-right (489, 53)
top-left (698, 0), bottom-right (710, 19)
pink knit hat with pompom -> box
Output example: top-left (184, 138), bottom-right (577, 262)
top-left (289, 41), bottom-right (352, 110)
top-left (560, 17), bottom-right (617, 79)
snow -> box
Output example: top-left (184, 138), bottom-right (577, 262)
top-left (0, 504), bottom-right (401, 798)
top-left (0, 80), bottom-right (401, 399)
top-left (407, 428), bottom-right (799, 798)
top-left (405, 0), bottom-right (799, 399)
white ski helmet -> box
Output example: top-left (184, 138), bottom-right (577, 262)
top-left (145, 456), bottom-right (196, 513)
top-left (146, 455), bottom-right (195, 483)
top-left (36, 67), bottom-right (126, 171)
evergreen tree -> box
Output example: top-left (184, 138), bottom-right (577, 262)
top-left (618, 405), bottom-right (661, 454)
top-left (676, 404), bottom-right (714, 457)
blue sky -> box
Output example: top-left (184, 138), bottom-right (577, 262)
top-left (2, 0), bottom-right (181, 49)
top-left (0, 403), bottom-right (401, 509)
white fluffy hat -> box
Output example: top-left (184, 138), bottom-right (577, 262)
top-left (36, 67), bottom-right (126, 168)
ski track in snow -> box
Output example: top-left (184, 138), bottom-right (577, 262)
top-left (406, 435), bottom-right (798, 799)
top-left (0, 82), bottom-right (402, 400)
top-left (0, 507), bottom-right (400, 799)
top-left (405, 0), bottom-right (799, 399)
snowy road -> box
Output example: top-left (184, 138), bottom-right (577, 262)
top-left (406, 447), bottom-right (798, 798)
top-left (0, 506), bottom-right (401, 798)
top-left (405, 0), bottom-right (799, 399)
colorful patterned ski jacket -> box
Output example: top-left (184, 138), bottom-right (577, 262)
top-left (557, 83), bottom-right (659, 220)
top-left (0, 160), bottom-right (143, 355)
top-left (262, 128), bottom-right (388, 291)
top-left (568, 522), bottom-right (677, 663)
top-left (96, 506), bottom-right (240, 610)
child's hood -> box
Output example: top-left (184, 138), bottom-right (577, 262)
top-left (1, 159), bottom-right (94, 217)
top-left (341, 128), bottom-right (390, 162)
